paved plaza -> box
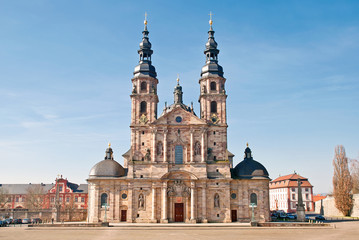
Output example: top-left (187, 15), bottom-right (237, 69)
top-left (1, 222), bottom-right (359, 240)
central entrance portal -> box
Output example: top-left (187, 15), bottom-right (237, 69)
top-left (174, 203), bottom-right (184, 222)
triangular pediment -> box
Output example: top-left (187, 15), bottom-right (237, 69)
top-left (151, 105), bottom-right (207, 126)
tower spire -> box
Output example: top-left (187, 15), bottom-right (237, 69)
top-left (133, 12), bottom-right (157, 78)
top-left (174, 75), bottom-right (183, 104)
top-left (200, 12), bottom-right (223, 78)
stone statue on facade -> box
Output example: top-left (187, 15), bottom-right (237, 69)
top-left (214, 194), bottom-right (220, 208)
top-left (132, 84), bottom-right (137, 94)
top-left (138, 194), bottom-right (145, 209)
top-left (194, 142), bottom-right (201, 155)
top-left (157, 142), bottom-right (163, 156)
top-left (144, 149), bottom-right (151, 161)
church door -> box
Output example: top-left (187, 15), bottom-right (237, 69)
top-left (175, 145), bottom-right (183, 164)
top-left (121, 210), bottom-right (127, 222)
top-left (231, 210), bottom-right (237, 222)
top-left (174, 203), bottom-right (184, 222)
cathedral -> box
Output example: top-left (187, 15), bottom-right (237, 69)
top-left (87, 17), bottom-right (270, 223)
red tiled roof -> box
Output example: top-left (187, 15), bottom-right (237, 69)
top-left (272, 173), bottom-right (307, 182)
top-left (269, 173), bottom-right (313, 189)
top-left (313, 194), bottom-right (327, 202)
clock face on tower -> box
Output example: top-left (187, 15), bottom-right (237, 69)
top-left (211, 113), bottom-right (219, 124)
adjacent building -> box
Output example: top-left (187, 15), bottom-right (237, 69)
top-left (87, 18), bottom-right (271, 223)
top-left (269, 173), bottom-right (314, 213)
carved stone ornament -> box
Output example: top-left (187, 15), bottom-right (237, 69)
top-left (210, 113), bottom-right (219, 124)
top-left (139, 114), bottom-right (148, 124)
top-left (167, 180), bottom-right (190, 197)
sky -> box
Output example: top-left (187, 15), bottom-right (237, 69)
top-left (0, 0), bottom-right (358, 194)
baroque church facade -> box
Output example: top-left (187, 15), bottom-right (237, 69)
top-left (87, 18), bottom-right (270, 223)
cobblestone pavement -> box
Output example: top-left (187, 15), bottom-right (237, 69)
top-left (0, 222), bottom-right (358, 240)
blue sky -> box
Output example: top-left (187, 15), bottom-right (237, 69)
top-left (0, 0), bottom-right (358, 193)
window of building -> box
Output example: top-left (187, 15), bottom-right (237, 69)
top-left (214, 142), bottom-right (216, 146)
top-left (81, 197), bottom-right (85, 203)
top-left (59, 197), bottom-right (62, 202)
top-left (175, 145), bottom-right (183, 164)
top-left (101, 193), bottom-right (108, 207)
top-left (66, 197), bottom-right (70, 203)
top-left (210, 101), bottom-right (217, 113)
top-left (75, 196), bottom-right (78, 202)
top-left (292, 188), bottom-right (295, 192)
top-left (59, 186), bottom-right (63, 192)
top-left (140, 101), bottom-right (147, 113)
top-left (292, 194), bottom-right (296, 200)
top-left (305, 188), bottom-right (309, 192)
top-left (306, 194), bottom-right (309, 200)
top-left (210, 82), bottom-right (216, 91)
top-left (51, 197), bottom-right (55, 202)
top-left (15, 197), bottom-right (19, 202)
top-left (250, 193), bottom-right (257, 206)
top-left (140, 82), bottom-right (147, 92)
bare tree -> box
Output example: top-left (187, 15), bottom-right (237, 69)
top-left (350, 159), bottom-right (359, 194)
top-left (26, 185), bottom-right (46, 211)
top-left (0, 188), bottom-right (10, 208)
top-left (333, 145), bottom-right (353, 216)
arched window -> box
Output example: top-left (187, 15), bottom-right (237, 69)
top-left (140, 101), bottom-right (147, 113)
top-left (140, 82), bottom-right (147, 92)
top-left (250, 193), bottom-right (257, 206)
top-left (211, 101), bottom-right (217, 113)
top-left (101, 193), bottom-right (108, 207)
top-left (210, 82), bottom-right (216, 91)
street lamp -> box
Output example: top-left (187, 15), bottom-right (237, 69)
top-left (250, 203), bottom-right (257, 226)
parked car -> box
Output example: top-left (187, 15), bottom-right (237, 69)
top-left (0, 220), bottom-right (7, 227)
top-left (287, 213), bottom-right (297, 220)
top-left (11, 219), bottom-right (22, 224)
top-left (315, 215), bottom-right (325, 221)
top-left (4, 219), bottom-right (12, 225)
top-left (22, 218), bottom-right (30, 224)
top-left (31, 218), bottom-right (42, 224)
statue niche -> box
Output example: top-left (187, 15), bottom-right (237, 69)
top-left (138, 193), bottom-right (145, 209)
top-left (167, 180), bottom-right (190, 197)
top-left (214, 193), bottom-right (220, 208)
top-left (194, 142), bottom-right (201, 155)
top-left (144, 149), bottom-right (151, 161)
top-left (157, 142), bottom-right (163, 156)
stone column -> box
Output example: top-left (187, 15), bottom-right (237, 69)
top-left (163, 129), bottom-right (168, 162)
top-left (93, 185), bottom-right (100, 222)
top-left (151, 186), bottom-right (156, 221)
top-left (190, 129), bottom-right (194, 163)
top-left (109, 185), bottom-right (114, 220)
top-left (115, 185), bottom-right (120, 221)
top-left (190, 182), bottom-right (195, 222)
top-left (202, 186), bottom-right (208, 223)
top-left (201, 128), bottom-right (206, 163)
top-left (152, 128), bottom-right (157, 162)
top-left (127, 183), bottom-right (133, 223)
top-left (161, 182), bottom-right (168, 223)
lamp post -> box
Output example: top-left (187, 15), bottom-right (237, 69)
top-left (104, 203), bottom-right (108, 223)
top-left (55, 174), bottom-right (61, 222)
top-left (250, 203), bottom-right (257, 226)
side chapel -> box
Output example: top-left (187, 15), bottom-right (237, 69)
top-left (87, 16), bottom-right (270, 223)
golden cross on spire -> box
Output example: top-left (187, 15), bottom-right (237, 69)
top-left (209, 11), bottom-right (213, 26)
top-left (108, 142), bottom-right (111, 148)
top-left (177, 74), bottom-right (180, 84)
top-left (144, 12), bottom-right (148, 26)
top-left (246, 142), bottom-right (249, 147)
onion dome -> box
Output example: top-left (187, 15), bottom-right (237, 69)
top-left (133, 14), bottom-right (157, 78)
top-left (201, 15), bottom-right (224, 78)
top-left (232, 144), bottom-right (269, 179)
top-left (89, 143), bottom-right (125, 179)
